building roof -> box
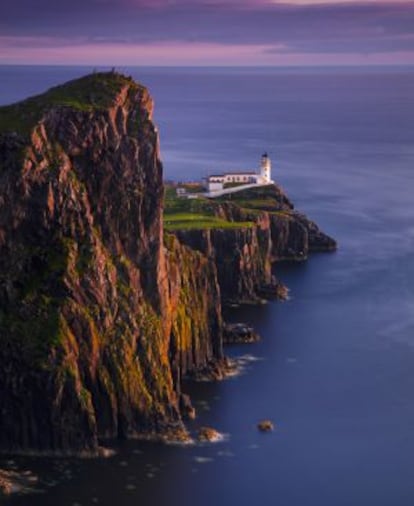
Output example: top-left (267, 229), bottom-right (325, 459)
top-left (226, 171), bottom-right (257, 175)
top-left (208, 171), bottom-right (257, 179)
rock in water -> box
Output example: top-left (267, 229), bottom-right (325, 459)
top-left (223, 323), bottom-right (260, 344)
top-left (0, 468), bottom-right (38, 495)
top-left (257, 420), bottom-right (275, 432)
top-left (197, 427), bottom-right (222, 442)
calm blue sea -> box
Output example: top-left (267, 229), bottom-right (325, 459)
top-left (1, 65), bottom-right (414, 506)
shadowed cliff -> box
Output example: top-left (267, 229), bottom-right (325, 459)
top-left (0, 72), bottom-right (223, 455)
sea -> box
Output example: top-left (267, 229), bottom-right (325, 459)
top-left (1, 65), bottom-right (414, 506)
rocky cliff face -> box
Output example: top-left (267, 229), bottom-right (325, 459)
top-left (172, 187), bottom-right (336, 305)
top-left (0, 73), bottom-right (221, 454)
top-left (165, 234), bottom-right (224, 386)
top-left (0, 72), bottom-right (336, 456)
top-left (174, 225), bottom-right (273, 304)
top-left (268, 211), bottom-right (337, 262)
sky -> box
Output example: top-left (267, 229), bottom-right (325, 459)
top-left (0, 0), bottom-right (414, 65)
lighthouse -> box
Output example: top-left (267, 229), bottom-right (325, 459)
top-left (260, 153), bottom-right (272, 183)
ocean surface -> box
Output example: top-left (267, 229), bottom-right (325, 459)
top-left (1, 65), bottom-right (414, 506)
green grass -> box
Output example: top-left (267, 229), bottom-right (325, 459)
top-left (165, 186), bottom-right (179, 201)
top-left (229, 198), bottom-right (279, 210)
top-left (0, 72), bottom-right (141, 136)
top-left (164, 184), bottom-right (254, 230)
top-left (163, 183), bottom-right (288, 230)
top-left (164, 213), bottom-right (253, 231)
top-left (181, 182), bottom-right (205, 193)
top-left (163, 183), bottom-right (292, 231)
top-left (164, 192), bottom-right (218, 216)
top-left (214, 184), bottom-right (288, 212)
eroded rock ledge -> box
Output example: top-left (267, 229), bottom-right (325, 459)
top-left (167, 183), bottom-right (336, 305)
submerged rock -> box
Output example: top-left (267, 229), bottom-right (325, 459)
top-left (197, 426), bottom-right (222, 443)
top-left (257, 420), bottom-right (275, 432)
top-left (257, 278), bottom-right (289, 301)
top-left (223, 323), bottom-right (260, 344)
top-left (0, 468), bottom-right (38, 495)
top-left (162, 426), bottom-right (192, 445)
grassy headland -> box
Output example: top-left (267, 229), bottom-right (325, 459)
top-left (164, 184), bottom-right (253, 231)
top-left (0, 72), bottom-right (140, 136)
top-left (163, 183), bottom-right (291, 231)
top-left (213, 184), bottom-right (290, 212)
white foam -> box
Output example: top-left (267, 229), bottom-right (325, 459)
top-left (193, 456), bottom-right (214, 464)
top-left (164, 438), bottom-right (195, 447)
top-left (225, 354), bottom-right (264, 378)
top-left (217, 450), bottom-right (235, 457)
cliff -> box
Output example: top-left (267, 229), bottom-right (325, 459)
top-left (167, 184), bottom-right (336, 305)
top-left (166, 234), bottom-right (226, 387)
top-left (0, 73), bottom-right (221, 455)
top-left (172, 226), bottom-right (268, 303)
top-left (0, 73), bottom-right (336, 457)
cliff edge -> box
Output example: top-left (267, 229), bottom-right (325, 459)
top-left (0, 72), bottom-right (223, 455)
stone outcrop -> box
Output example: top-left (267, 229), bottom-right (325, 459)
top-left (0, 468), bottom-right (38, 496)
top-left (173, 185), bottom-right (336, 305)
top-left (0, 73), bottom-right (222, 455)
top-left (257, 420), bottom-right (274, 432)
top-left (174, 226), bottom-right (273, 304)
top-left (197, 426), bottom-right (222, 442)
top-left (223, 323), bottom-right (260, 344)
top-left (165, 234), bottom-right (225, 388)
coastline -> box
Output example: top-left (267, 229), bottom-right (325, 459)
top-left (0, 72), bottom-right (335, 464)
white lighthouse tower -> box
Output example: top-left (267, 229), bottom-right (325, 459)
top-left (260, 152), bottom-right (272, 183)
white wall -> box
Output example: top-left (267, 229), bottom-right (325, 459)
top-left (208, 181), bottom-right (224, 192)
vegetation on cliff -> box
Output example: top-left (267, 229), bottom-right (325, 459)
top-left (0, 73), bottom-right (336, 457)
top-left (213, 183), bottom-right (294, 213)
top-left (0, 72), bottom-right (143, 136)
top-left (164, 186), bottom-right (253, 230)
top-left (165, 183), bottom-right (336, 303)
top-left (0, 72), bottom-right (225, 455)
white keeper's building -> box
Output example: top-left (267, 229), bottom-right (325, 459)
top-left (205, 153), bottom-right (273, 193)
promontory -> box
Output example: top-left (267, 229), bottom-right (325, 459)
top-left (0, 72), bottom-right (336, 457)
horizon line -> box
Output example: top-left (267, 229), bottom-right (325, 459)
top-left (1, 63), bottom-right (414, 68)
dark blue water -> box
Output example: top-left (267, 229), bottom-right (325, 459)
top-left (1, 66), bottom-right (414, 506)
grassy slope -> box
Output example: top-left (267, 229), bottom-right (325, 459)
top-left (164, 213), bottom-right (253, 231)
top-left (164, 185), bottom-right (253, 231)
top-left (0, 72), bottom-right (140, 136)
top-left (163, 184), bottom-right (290, 231)
top-left (213, 184), bottom-right (286, 212)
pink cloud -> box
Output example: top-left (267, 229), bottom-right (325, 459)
top-left (0, 38), bottom-right (413, 65)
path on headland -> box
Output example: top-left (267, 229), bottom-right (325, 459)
top-left (202, 182), bottom-right (273, 199)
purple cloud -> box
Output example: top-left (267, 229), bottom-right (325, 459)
top-left (0, 1), bottom-right (413, 64)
